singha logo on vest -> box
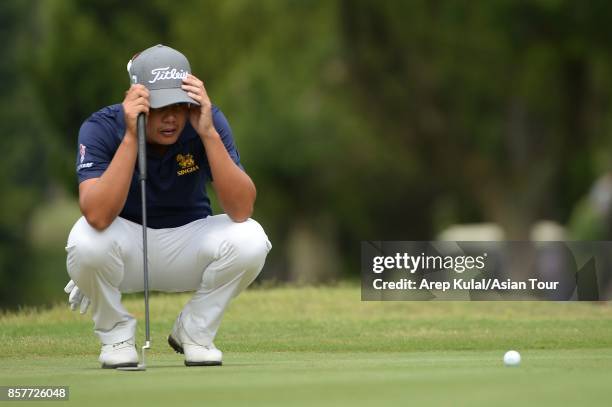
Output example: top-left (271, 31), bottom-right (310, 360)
top-left (176, 153), bottom-right (199, 176)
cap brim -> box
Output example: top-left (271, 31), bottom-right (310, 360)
top-left (149, 88), bottom-right (200, 109)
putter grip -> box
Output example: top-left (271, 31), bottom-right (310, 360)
top-left (137, 113), bottom-right (146, 181)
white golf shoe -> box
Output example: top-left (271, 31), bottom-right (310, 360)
top-left (168, 318), bottom-right (222, 366)
top-left (99, 338), bottom-right (139, 369)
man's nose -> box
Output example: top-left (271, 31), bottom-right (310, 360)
top-left (162, 109), bottom-right (177, 121)
top-left (162, 104), bottom-right (183, 120)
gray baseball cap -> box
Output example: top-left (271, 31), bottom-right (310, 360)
top-left (127, 44), bottom-right (199, 108)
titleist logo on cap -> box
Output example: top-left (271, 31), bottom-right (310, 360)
top-left (149, 67), bottom-right (189, 84)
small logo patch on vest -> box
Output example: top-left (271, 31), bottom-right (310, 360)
top-left (176, 153), bottom-right (199, 176)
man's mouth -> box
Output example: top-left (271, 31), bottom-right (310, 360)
top-left (159, 128), bottom-right (177, 137)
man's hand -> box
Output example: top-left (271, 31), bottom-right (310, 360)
top-left (182, 74), bottom-right (215, 139)
top-left (181, 74), bottom-right (256, 221)
top-left (122, 84), bottom-right (150, 139)
top-left (64, 280), bottom-right (90, 314)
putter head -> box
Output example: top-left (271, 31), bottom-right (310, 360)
top-left (117, 341), bottom-right (151, 372)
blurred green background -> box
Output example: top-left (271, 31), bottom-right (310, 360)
top-left (3, 0), bottom-right (612, 308)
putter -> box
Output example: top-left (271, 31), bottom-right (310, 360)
top-left (118, 74), bottom-right (151, 371)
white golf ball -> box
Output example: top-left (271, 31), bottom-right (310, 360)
top-left (503, 350), bottom-right (521, 366)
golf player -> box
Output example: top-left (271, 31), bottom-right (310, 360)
top-left (63, 44), bottom-right (271, 368)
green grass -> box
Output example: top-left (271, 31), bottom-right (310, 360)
top-left (1, 285), bottom-right (612, 406)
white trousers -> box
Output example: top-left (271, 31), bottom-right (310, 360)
top-left (66, 215), bottom-right (271, 345)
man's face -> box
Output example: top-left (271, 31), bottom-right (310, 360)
top-left (146, 103), bottom-right (189, 146)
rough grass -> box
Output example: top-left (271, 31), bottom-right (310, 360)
top-left (1, 285), bottom-right (611, 406)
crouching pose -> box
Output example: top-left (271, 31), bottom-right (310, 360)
top-left (64, 44), bottom-right (271, 368)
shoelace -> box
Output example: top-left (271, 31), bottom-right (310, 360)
top-left (112, 340), bottom-right (131, 348)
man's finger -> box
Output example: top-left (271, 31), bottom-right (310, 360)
top-left (128, 92), bottom-right (149, 102)
top-left (186, 91), bottom-right (203, 103)
top-left (127, 86), bottom-right (149, 100)
top-left (69, 287), bottom-right (82, 304)
top-left (64, 280), bottom-right (75, 294)
top-left (183, 74), bottom-right (200, 83)
top-left (183, 75), bottom-right (205, 90)
top-left (134, 96), bottom-right (150, 107)
top-left (134, 105), bottom-right (150, 115)
top-left (183, 75), bottom-right (210, 102)
top-left (130, 84), bottom-right (148, 92)
top-left (181, 84), bottom-right (204, 96)
top-left (80, 297), bottom-right (90, 314)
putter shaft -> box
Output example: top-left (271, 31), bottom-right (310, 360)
top-left (137, 112), bottom-right (151, 363)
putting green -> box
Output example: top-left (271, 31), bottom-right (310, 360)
top-left (1, 286), bottom-right (611, 406)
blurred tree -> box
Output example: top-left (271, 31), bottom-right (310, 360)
top-left (0, 0), bottom-right (50, 307)
top-left (4, 0), bottom-right (612, 308)
top-left (32, 0), bottom-right (396, 282)
top-left (340, 0), bottom-right (612, 238)
top-left (32, 0), bottom-right (181, 188)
